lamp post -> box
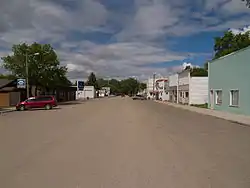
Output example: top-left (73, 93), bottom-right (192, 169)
top-left (25, 52), bottom-right (40, 98)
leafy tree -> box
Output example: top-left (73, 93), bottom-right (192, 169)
top-left (242, 0), bottom-right (250, 7)
top-left (1, 42), bottom-right (70, 95)
top-left (0, 74), bottom-right (16, 80)
top-left (139, 83), bottom-right (147, 91)
top-left (214, 31), bottom-right (250, 59)
top-left (86, 72), bottom-right (99, 89)
top-left (190, 67), bottom-right (208, 77)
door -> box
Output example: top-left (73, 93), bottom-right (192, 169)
top-left (210, 90), bottom-right (214, 109)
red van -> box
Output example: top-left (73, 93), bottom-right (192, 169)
top-left (16, 96), bottom-right (57, 111)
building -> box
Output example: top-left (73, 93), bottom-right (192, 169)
top-left (146, 77), bottom-right (168, 100)
top-left (0, 78), bottom-right (77, 107)
top-left (0, 79), bottom-right (22, 107)
top-left (155, 78), bottom-right (169, 101)
top-left (168, 74), bottom-right (178, 103)
top-left (76, 86), bottom-right (95, 99)
top-left (102, 87), bottom-right (111, 96)
top-left (208, 46), bottom-right (250, 115)
top-left (178, 69), bottom-right (208, 105)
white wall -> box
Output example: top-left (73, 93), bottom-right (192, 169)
top-left (169, 74), bottom-right (178, 87)
top-left (156, 80), bottom-right (169, 100)
top-left (76, 86), bottom-right (95, 99)
top-left (189, 77), bottom-right (208, 104)
top-left (178, 71), bottom-right (190, 86)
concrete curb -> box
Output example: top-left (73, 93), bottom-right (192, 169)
top-left (155, 100), bottom-right (250, 127)
top-left (0, 109), bottom-right (16, 115)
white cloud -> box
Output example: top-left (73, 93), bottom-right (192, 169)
top-left (0, 0), bottom-right (250, 80)
top-left (230, 25), bottom-right (250, 35)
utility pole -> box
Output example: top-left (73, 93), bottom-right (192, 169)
top-left (152, 73), bottom-right (156, 100)
top-left (25, 52), bottom-right (29, 99)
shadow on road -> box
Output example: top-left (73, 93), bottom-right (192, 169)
top-left (58, 101), bottom-right (83, 106)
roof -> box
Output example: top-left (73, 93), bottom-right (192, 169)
top-left (0, 79), bottom-right (12, 87)
top-left (209, 45), bottom-right (250, 64)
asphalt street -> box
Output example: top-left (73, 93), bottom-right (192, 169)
top-left (0, 97), bottom-right (250, 188)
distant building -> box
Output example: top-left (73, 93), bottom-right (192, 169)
top-left (178, 69), bottom-right (208, 105)
top-left (76, 86), bottom-right (95, 99)
top-left (208, 46), bottom-right (250, 115)
top-left (146, 77), bottom-right (168, 100)
top-left (167, 74), bottom-right (178, 103)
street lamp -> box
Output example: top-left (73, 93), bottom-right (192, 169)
top-left (25, 52), bottom-right (40, 98)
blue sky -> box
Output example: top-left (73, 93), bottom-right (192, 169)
top-left (0, 0), bottom-right (249, 80)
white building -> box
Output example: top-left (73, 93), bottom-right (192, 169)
top-left (76, 86), bottom-right (95, 99)
top-left (146, 77), bottom-right (168, 100)
top-left (101, 87), bottom-right (111, 96)
top-left (178, 69), bottom-right (208, 105)
top-left (168, 74), bottom-right (178, 103)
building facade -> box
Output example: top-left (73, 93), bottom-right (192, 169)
top-left (173, 69), bottom-right (208, 105)
top-left (168, 74), bottom-right (178, 103)
top-left (208, 46), bottom-right (250, 115)
top-left (146, 77), bottom-right (168, 100)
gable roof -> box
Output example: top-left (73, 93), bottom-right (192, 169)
top-left (0, 79), bottom-right (12, 87)
top-left (0, 79), bottom-right (16, 90)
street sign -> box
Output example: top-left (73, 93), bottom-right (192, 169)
top-left (17, 79), bottom-right (26, 89)
top-left (77, 81), bottom-right (84, 91)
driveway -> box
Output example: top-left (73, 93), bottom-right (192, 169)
top-left (0, 97), bottom-right (250, 188)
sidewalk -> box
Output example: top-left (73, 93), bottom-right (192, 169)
top-left (0, 107), bottom-right (16, 115)
top-left (156, 100), bottom-right (250, 126)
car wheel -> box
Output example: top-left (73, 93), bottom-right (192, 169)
top-left (45, 104), bottom-right (52, 110)
top-left (19, 105), bottom-right (25, 111)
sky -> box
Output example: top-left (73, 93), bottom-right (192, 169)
top-left (0, 0), bottom-right (249, 81)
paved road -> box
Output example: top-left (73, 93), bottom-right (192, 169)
top-left (0, 97), bottom-right (250, 188)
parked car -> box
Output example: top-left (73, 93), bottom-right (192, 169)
top-left (16, 96), bottom-right (57, 111)
top-left (132, 94), bottom-right (147, 100)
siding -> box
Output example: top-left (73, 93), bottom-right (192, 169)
top-left (190, 77), bottom-right (208, 105)
top-left (178, 71), bottom-right (189, 86)
top-left (169, 74), bottom-right (178, 86)
top-left (208, 46), bottom-right (250, 115)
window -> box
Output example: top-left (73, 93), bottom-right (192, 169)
top-left (180, 92), bottom-right (182, 97)
top-left (230, 90), bottom-right (239, 107)
top-left (185, 92), bottom-right (189, 98)
top-left (215, 90), bottom-right (222, 105)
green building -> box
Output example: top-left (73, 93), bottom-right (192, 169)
top-left (208, 46), bottom-right (250, 115)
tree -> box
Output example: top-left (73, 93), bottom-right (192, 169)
top-left (0, 74), bottom-right (16, 80)
top-left (242, 0), bottom-right (250, 7)
top-left (213, 31), bottom-right (250, 59)
top-left (139, 83), bottom-right (147, 91)
top-left (190, 67), bottom-right (208, 77)
top-left (1, 42), bottom-right (70, 95)
top-left (86, 72), bottom-right (99, 89)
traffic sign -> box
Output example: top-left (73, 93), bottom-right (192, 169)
top-left (17, 79), bottom-right (26, 89)
top-left (77, 81), bottom-right (84, 91)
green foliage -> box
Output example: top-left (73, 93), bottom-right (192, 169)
top-left (190, 67), bottom-right (208, 77)
top-left (242, 0), bottom-right (250, 7)
top-left (86, 72), bottom-right (99, 89)
top-left (95, 76), bottom-right (145, 95)
top-left (0, 74), bottom-right (17, 80)
top-left (213, 31), bottom-right (250, 59)
top-left (139, 83), bottom-right (147, 91)
top-left (1, 42), bottom-right (71, 89)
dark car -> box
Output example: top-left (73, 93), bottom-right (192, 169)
top-left (16, 96), bottom-right (57, 111)
top-left (132, 94), bottom-right (147, 100)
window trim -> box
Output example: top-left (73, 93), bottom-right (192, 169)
top-left (229, 89), bottom-right (239, 107)
top-left (215, 89), bottom-right (222, 105)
